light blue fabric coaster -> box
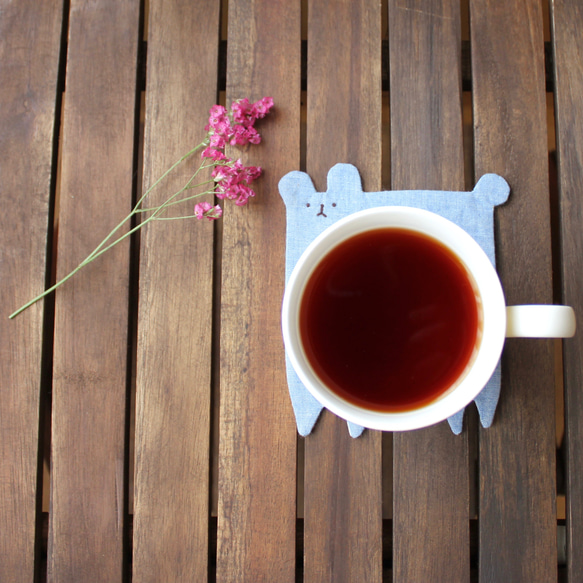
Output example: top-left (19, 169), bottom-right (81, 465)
top-left (279, 164), bottom-right (510, 436)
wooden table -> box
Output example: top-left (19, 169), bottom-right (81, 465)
top-left (1, 0), bottom-right (582, 581)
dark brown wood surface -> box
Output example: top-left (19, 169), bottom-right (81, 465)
top-left (216, 0), bottom-right (300, 580)
top-left (1, 0), bottom-right (581, 580)
top-left (0, 1), bottom-right (63, 581)
top-left (48, 1), bottom-right (140, 581)
top-left (303, 1), bottom-right (383, 581)
top-left (471, 0), bottom-right (557, 580)
top-left (388, 1), bottom-right (470, 580)
top-left (551, 0), bottom-right (583, 580)
top-left (132, 2), bottom-right (220, 581)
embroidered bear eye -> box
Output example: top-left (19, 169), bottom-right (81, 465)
top-left (306, 203), bottom-right (310, 208)
top-left (332, 203), bottom-right (337, 207)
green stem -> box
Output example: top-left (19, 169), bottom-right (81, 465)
top-left (134, 143), bottom-right (206, 210)
top-left (137, 188), bottom-right (215, 213)
top-left (8, 215), bottom-right (156, 320)
top-left (154, 214), bottom-right (200, 221)
top-left (9, 142), bottom-right (208, 319)
top-left (47, 171), bottom-right (204, 272)
top-left (72, 143), bottom-right (207, 264)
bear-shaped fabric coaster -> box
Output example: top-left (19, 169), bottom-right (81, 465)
top-left (279, 163), bottom-right (510, 437)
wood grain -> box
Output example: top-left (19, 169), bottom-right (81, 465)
top-left (303, 1), bottom-right (383, 581)
top-left (470, 0), bottom-right (557, 580)
top-left (550, 0), bottom-right (583, 579)
top-left (48, 1), bottom-right (140, 581)
top-left (0, 1), bottom-right (63, 580)
top-left (388, 1), bottom-right (470, 580)
top-left (216, 0), bottom-right (300, 580)
top-left (132, 1), bottom-right (220, 581)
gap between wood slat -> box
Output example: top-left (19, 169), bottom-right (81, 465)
top-left (213, 38), bottom-right (555, 94)
top-left (37, 2), bottom-right (71, 581)
top-left (123, 4), bottom-right (148, 581)
top-left (208, 9), bottom-right (228, 583)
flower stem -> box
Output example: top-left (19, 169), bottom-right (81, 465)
top-left (9, 143), bottom-right (207, 319)
top-left (133, 143), bottom-right (205, 210)
top-left (154, 214), bottom-right (200, 221)
top-left (138, 188), bottom-right (215, 213)
top-left (135, 180), bottom-right (215, 213)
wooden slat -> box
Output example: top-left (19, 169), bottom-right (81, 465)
top-left (48, 1), bottom-right (140, 580)
top-left (0, 1), bottom-right (63, 580)
top-left (216, 0), bottom-right (300, 580)
top-left (132, 2), bottom-right (220, 581)
top-left (388, 1), bottom-right (470, 580)
top-left (470, 1), bottom-right (557, 580)
top-left (550, 0), bottom-right (583, 580)
top-left (303, 0), bottom-right (383, 581)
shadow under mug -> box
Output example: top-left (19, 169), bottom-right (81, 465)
top-left (281, 207), bottom-right (576, 431)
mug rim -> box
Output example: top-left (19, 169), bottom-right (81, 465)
top-left (282, 206), bottom-right (506, 431)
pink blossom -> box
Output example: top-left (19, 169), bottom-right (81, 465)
top-left (209, 118), bottom-right (231, 140)
top-left (242, 126), bottom-right (261, 145)
top-left (206, 96), bottom-right (274, 150)
top-left (208, 204), bottom-right (223, 219)
top-left (213, 162), bottom-right (260, 185)
top-left (231, 98), bottom-right (254, 127)
top-left (209, 133), bottom-right (227, 149)
top-left (229, 124), bottom-right (262, 146)
top-left (201, 147), bottom-right (227, 161)
top-left (200, 97), bottom-right (272, 207)
top-left (205, 105), bottom-right (233, 151)
top-left (228, 125), bottom-right (248, 146)
top-left (211, 158), bottom-right (263, 206)
top-left (209, 104), bottom-right (227, 118)
top-left (216, 182), bottom-right (256, 206)
top-left (194, 201), bottom-right (223, 221)
top-left (232, 184), bottom-right (256, 206)
top-left (252, 96), bottom-right (274, 118)
top-left (244, 165), bottom-right (262, 181)
top-left (206, 105), bottom-right (228, 130)
top-left (211, 164), bottom-right (230, 183)
top-left (194, 201), bottom-right (212, 217)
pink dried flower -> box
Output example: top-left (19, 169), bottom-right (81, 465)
top-left (209, 133), bottom-right (227, 149)
top-left (244, 165), bottom-right (262, 181)
top-left (252, 96), bottom-right (274, 118)
top-left (216, 182), bottom-right (256, 206)
top-left (10, 96), bottom-right (274, 319)
top-left (194, 201), bottom-right (223, 221)
top-left (231, 98), bottom-right (254, 127)
top-left (204, 96), bottom-right (273, 152)
top-left (212, 158), bottom-right (263, 206)
top-left (201, 147), bottom-right (227, 161)
top-left (229, 125), bottom-right (261, 146)
top-left (206, 105), bottom-right (229, 130)
top-left (211, 164), bottom-right (230, 183)
top-left (228, 125), bottom-right (248, 146)
top-left (231, 184), bottom-right (256, 206)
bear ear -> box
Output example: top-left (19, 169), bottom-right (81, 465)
top-left (472, 173), bottom-right (510, 206)
top-left (326, 164), bottom-right (363, 196)
top-left (278, 171), bottom-right (316, 205)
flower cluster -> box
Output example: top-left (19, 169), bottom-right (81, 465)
top-left (194, 97), bottom-right (273, 219)
top-left (203, 97), bottom-right (273, 154)
top-left (10, 97), bottom-right (274, 318)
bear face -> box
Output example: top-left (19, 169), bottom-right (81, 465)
top-left (279, 163), bottom-right (509, 274)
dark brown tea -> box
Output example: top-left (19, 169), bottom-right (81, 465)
top-left (299, 228), bottom-right (480, 412)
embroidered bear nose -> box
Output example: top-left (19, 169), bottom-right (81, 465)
top-left (317, 203), bottom-right (327, 217)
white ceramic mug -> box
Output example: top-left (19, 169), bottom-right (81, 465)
top-left (281, 207), bottom-right (576, 431)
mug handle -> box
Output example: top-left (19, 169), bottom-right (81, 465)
top-left (506, 305), bottom-right (576, 338)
